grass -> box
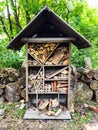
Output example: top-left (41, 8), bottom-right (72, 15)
top-left (1, 102), bottom-right (26, 119)
top-left (0, 102), bottom-right (97, 130)
top-left (67, 111), bottom-right (93, 130)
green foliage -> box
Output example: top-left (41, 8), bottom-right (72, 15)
top-left (0, 0), bottom-right (98, 68)
top-left (5, 102), bottom-right (25, 119)
top-left (67, 111), bottom-right (92, 130)
top-left (0, 38), bottom-right (25, 69)
top-left (0, 102), bottom-right (5, 109)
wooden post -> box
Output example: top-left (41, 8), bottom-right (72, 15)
top-left (68, 43), bottom-right (71, 110)
top-left (26, 43), bottom-right (29, 108)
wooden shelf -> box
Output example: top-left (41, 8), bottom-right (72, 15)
top-left (28, 65), bottom-right (42, 67)
top-left (44, 78), bottom-right (68, 81)
top-left (28, 92), bottom-right (68, 94)
top-left (22, 37), bottom-right (75, 43)
top-left (44, 65), bottom-right (68, 67)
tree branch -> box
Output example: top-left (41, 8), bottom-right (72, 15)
top-left (7, 3), bottom-right (13, 39)
top-left (0, 16), bottom-right (11, 40)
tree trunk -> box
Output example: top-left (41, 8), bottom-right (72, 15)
top-left (10, 0), bottom-right (22, 31)
top-left (7, 2), bottom-right (13, 39)
top-left (0, 16), bottom-right (10, 40)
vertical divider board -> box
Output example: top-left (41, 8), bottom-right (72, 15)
top-left (26, 43), bottom-right (29, 108)
top-left (68, 43), bottom-right (71, 110)
top-left (43, 65), bottom-right (45, 92)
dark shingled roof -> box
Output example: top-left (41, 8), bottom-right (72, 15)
top-left (7, 6), bottom-right (92, 50)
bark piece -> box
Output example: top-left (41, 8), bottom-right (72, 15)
top-left (84, 57), bottom-right (92, 69)
top-left (86, 69), bottom-right (95, 79)
top-left (49, 47), bottom-right (69, 64)
top-left (94, 69), bottom-right (98, 80)
top-left (39, 101), bottom-right (49, 110)
top-left (95, 89), bottom-right (98, 102)
top-left (5, 83), bottom-right (21, 102)
top-left (7, 68), bottom-right (18, 82)
top-left (53, 81), bottom-right (57, 92)
top-left (90, 80), bottom-right (98, 90)
top-left (50, 98), bottom-right (59, 108)
top-left (21, 88), bottom-right (26, 99)
top-left (46, 111), bottom-right (55, 116)
top-left (0, 95), bottom-right (5, 102)
top-left (71, 65), bottom-right (80, 80)
top-left (88, 105), bottom-right (98, 113)
top-left (63, 59), bottom-right (69, 65)
top-left (79, 75), bottom-right (91, 84)
top-left (55, 109), bottom-right (62, 116)
top-left (0, 89), bottom-right (4, 96)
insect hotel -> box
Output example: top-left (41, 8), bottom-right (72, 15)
top-left (7, 7), bottom-right (91, 119)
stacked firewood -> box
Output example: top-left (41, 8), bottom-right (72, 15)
top-left (46, 46), bottom-right (69, 65)
top-left (28, 43), bottom-right (69, 65)
top-left (28, 66), bottom-right (69, 93)
top-left (28, 43), bottom-right (56, 63)
top-left (0, 67), bottom-right (26, 102)
top-left (70, 58), bottom-right (98, 105)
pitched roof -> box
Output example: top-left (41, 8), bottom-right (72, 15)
top-left (7, 6), bottom-right (92, 50)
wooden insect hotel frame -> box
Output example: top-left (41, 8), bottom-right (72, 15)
top-left (7, 6), bottom-right (91, 119)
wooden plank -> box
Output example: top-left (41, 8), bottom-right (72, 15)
top-left (21, 37), bottom-right (76, 43)
top-left (26, 43), bottom-right (29, 109)
top-left (44, 79), bottom-right (68, 81)
top-left (23, 109), bottom-right (71, 119)
top-left (28, 92), bottom-right (68, 94)
top-left (47, 66), bottom-right (68, 79)
top-left (68, 43), bottom-right (71, 110)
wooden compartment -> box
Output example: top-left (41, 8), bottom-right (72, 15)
top-left (24, 40), bottom-right (71, 119)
